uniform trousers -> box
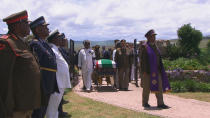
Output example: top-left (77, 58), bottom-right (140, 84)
top-left (8, 110), bottom-right (32, 118)
top-left (114, 69), bottom-right (119, 88)
top-left (142, 73), bottom-right (164, 106)
top-left (82, 69), bottom-right (93, 90)
top-left (31, 107), bottom-right (46, 118)
top-left (46, 88), bottom-right (64, 118)
top-left (58, 97), bottom-right (64, 115)
top-left (118, 68), bottom-right (130, 89)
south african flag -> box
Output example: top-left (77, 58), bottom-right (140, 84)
top-left (95, 59), bottom-right (116, 69)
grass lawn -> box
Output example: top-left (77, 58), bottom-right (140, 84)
top-left (62, 91), bottom-right (161, 118)
top-left (170, 92), bottom-right (210, 102)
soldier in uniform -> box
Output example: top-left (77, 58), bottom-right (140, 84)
top-left (57, 33), bottom-right (70, 118)
top-left (94, 45), bottom-right (101, 60)
top-left (29, 16), bottom-right (59, 118)
top-left (115, 40), bottom-right (132, 91)
top-left (46, 30), bottom-right (71, 118)
top-left (58, 33), bottom-right (70, 65)
top-left (0, 10), bottom-right (41, 118)
top-left (140, 29), bottom-right (170, 109)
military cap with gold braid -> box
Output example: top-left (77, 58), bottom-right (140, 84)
top-left (59, 33), bottom-right (65, 39)
top-left (47, 29), bottom-right (59, 42)
top-left (3, 10), bottom-right (28, 25)
top-left (30, 16), bottom-right (49, 29)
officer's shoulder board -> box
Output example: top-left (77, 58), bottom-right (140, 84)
top-left (0, 34), bottom-right (20, 56)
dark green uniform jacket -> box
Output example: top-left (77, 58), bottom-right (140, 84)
top-left (0, 33), bottom-right (41, 117)
top-left (115, 47), bottom-right (132, 68)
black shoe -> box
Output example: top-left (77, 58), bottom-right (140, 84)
top-left (143, 103), bottom-right (151, 108)
top-left (59, 112), bottom-right (68, 118)
top-left (157, 104), bottom-right (169, 109)
top-left (124, 88), bottom-right (128, 91)
top-left (91, 86), bottom-right (93, 90)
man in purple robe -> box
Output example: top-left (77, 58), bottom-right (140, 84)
top-left (140, 29), bottom-right (171, 109)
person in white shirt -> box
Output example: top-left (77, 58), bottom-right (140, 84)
top-left (112, 40), bottom-right (120, 89)
top-left (78, 40), bottom-right (95, 92)
top-left (46, 30), bottom-right (71, 118)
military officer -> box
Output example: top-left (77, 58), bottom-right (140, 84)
top-left (29, 16), bottom-right (59, 118)
top-left (140, 29), bottom-right (171, 109)
top-left (115, 40), bottom-right (132, 91)
top-left (0, 10), bottom-right (41, 118)
top-left (57, 33), bottom-right (70, 118)
top-left (46, 30), bottom-right (71, 118)
top-left (58, 33), bottom-right (70, 65)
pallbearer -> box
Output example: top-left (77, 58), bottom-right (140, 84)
top-left (115, 40), bottom-right (132, 91)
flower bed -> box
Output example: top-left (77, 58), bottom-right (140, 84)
top-left (166, 69), bottom-right (210, 83)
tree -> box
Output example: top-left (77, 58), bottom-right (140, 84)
top-left (177, 24), bottom-right (203, 57)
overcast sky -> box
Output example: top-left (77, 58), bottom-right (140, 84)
top-left (0, 0), bottom-right (210, 41)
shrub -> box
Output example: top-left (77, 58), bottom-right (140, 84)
top-left (197, 83), bottom-right (210, 92)
top-left (170, 81), bottom-right (187, 92)
top-left (177, 24), bottom-right (203, 57)
top-left (184, 79), bottom-right (197, 92)
top-left (163, 58), bottom-right (208, 70)
top-left (166, 44), bottom-right (183, 60)
top-left (196, 48), bottom-right (210, 66)
top-left (170, 79), bottom-right (210, 93)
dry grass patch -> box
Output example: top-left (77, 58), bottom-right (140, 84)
top-left (171, 92), bottom-right (210, 102)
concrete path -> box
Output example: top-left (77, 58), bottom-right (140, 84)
top-left (73, 77), bottom-right (210, 118)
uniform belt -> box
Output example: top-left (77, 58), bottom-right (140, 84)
top-left (40, 67), bottom-right (57, 72)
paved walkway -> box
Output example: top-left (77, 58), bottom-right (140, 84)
top-left (73, 77), bottom-right (210, 118)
